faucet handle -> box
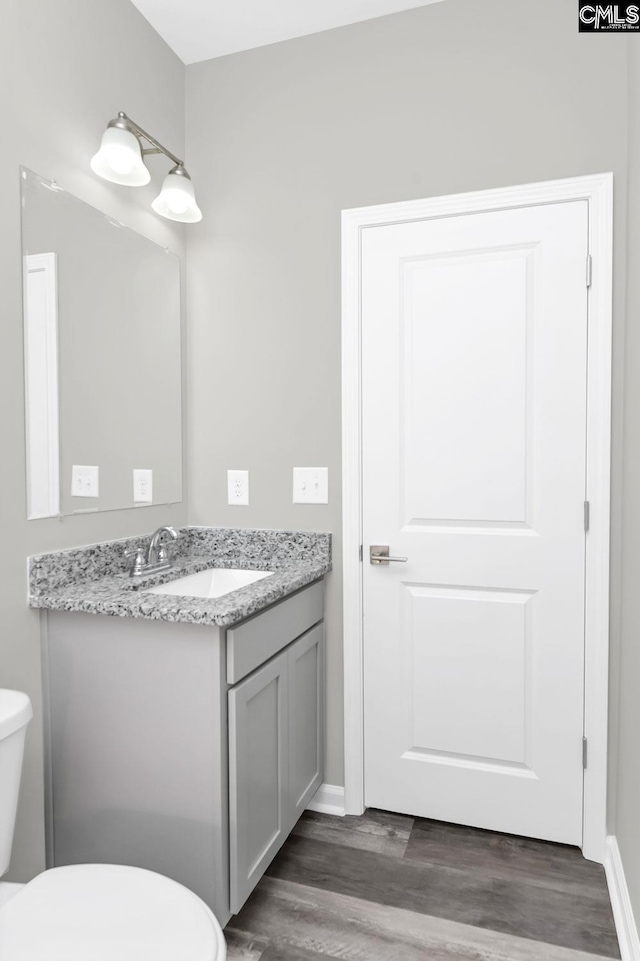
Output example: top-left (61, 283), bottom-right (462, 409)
top-left (124, 546), bottom-right (146, 577)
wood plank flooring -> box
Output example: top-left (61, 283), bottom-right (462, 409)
top-left (225, 809), bottom-right (620, 961)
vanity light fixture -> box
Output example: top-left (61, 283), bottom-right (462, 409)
top-left (91, 112), bottom-right (202, 223)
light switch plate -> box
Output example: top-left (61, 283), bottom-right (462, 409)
top-left (71, 465), bottom-right (99, 498)
top-left (228, 469), bottom-right (249, 505)
top-left (133, 469), bottom-right (153, 504)
top-left (293, 467), bottom-right (328, 504)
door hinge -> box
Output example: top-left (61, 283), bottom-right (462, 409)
top-left (586, 254), bottom-right (593, 288)
top-left (359, 544), bottom-right (363, 562)
top-left (584, 501), bottom-right (590, 532)
top-left (583, 736), bottom-right (588, 769)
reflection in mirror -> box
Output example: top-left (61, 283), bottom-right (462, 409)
top-left (24, 251), bottom-right (60, 517)
top-left (21, 168), bottom-right (182, 518)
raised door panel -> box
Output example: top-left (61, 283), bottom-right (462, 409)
top-left (288, 624), bottom-right (324, 826)
top-left (228, 649), bottom-right (289, 914)
top-left (402, 584), bottom-right (532, 767)
top-left (401, 249), bottom-right (531, 528)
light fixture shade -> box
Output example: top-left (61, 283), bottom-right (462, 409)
top-left (90, 124), bottom-right (150, 186)
top-left (151, 165), bottom-right (202, 223)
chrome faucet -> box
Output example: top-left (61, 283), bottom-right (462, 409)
top-left (148, 525), bottom-right (178, 566)
top-left (125, 526), bottom-right (179, 578)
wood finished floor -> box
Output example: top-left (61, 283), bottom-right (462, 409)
top-left (225, 809), bottom-right (620, 961)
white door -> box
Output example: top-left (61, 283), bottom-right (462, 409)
top-left (362, 201), bottom-right (589, 845)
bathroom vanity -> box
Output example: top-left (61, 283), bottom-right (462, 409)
top-left (30, 528), bottom-right (331, 925)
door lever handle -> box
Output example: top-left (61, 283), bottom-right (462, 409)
top-left (370, 545), bottom-right (408, 565)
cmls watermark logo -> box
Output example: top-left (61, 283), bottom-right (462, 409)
top-left (579, 2), bottom-right (640, 30)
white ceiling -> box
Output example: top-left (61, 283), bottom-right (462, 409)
top-left (129, 0), bottom-right (446, 65)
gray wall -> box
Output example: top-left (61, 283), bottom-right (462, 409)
top-left (1, 0), bottom-right (187, 880)
top-left (185, 0), bottom-right (629, 792)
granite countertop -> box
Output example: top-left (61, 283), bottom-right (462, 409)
top-left (28, 527), bottom-right (331, 628)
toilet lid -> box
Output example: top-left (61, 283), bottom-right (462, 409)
top-left (0, 864), bottom-right (225, 961)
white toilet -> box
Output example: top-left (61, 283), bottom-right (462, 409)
top-left (0, 689), bottom-right (227, 960)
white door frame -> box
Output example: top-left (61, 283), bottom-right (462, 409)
top-left (341, 174), bottom-right (613, 863)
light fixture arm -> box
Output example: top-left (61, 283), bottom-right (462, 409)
top-left (112, 111), bottom-right (184, 169)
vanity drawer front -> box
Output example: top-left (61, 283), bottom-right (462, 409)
top-left (226, 581), bottom-right (324, 684)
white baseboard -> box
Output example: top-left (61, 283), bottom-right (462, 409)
top-left (306, 782), bottom-right (346, 817)
top-left (605, 836), bottom-right (640, 961)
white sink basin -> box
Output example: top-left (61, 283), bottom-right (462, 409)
top-left (144, 568), bottom-right (273, 600)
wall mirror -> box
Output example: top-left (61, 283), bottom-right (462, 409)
top-left (21, 168), bottom-right (182, 518)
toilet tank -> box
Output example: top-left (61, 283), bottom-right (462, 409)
top-left (0, 691), bottom-right (33, 878)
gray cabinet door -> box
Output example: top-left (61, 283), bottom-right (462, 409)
top-left (288, 624), bottom-right (324, 826)
top-left (229, 648), bottom-right (289, 914)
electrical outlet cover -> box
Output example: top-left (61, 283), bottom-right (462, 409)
top-left (293, 467), bottom-right (328, 504)
top-left (228, 469), bottom-right (249, 505)
top-left (133, 468), bottom-right (153, 504)
top-left (71, 465), bottom-right (99, 498)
